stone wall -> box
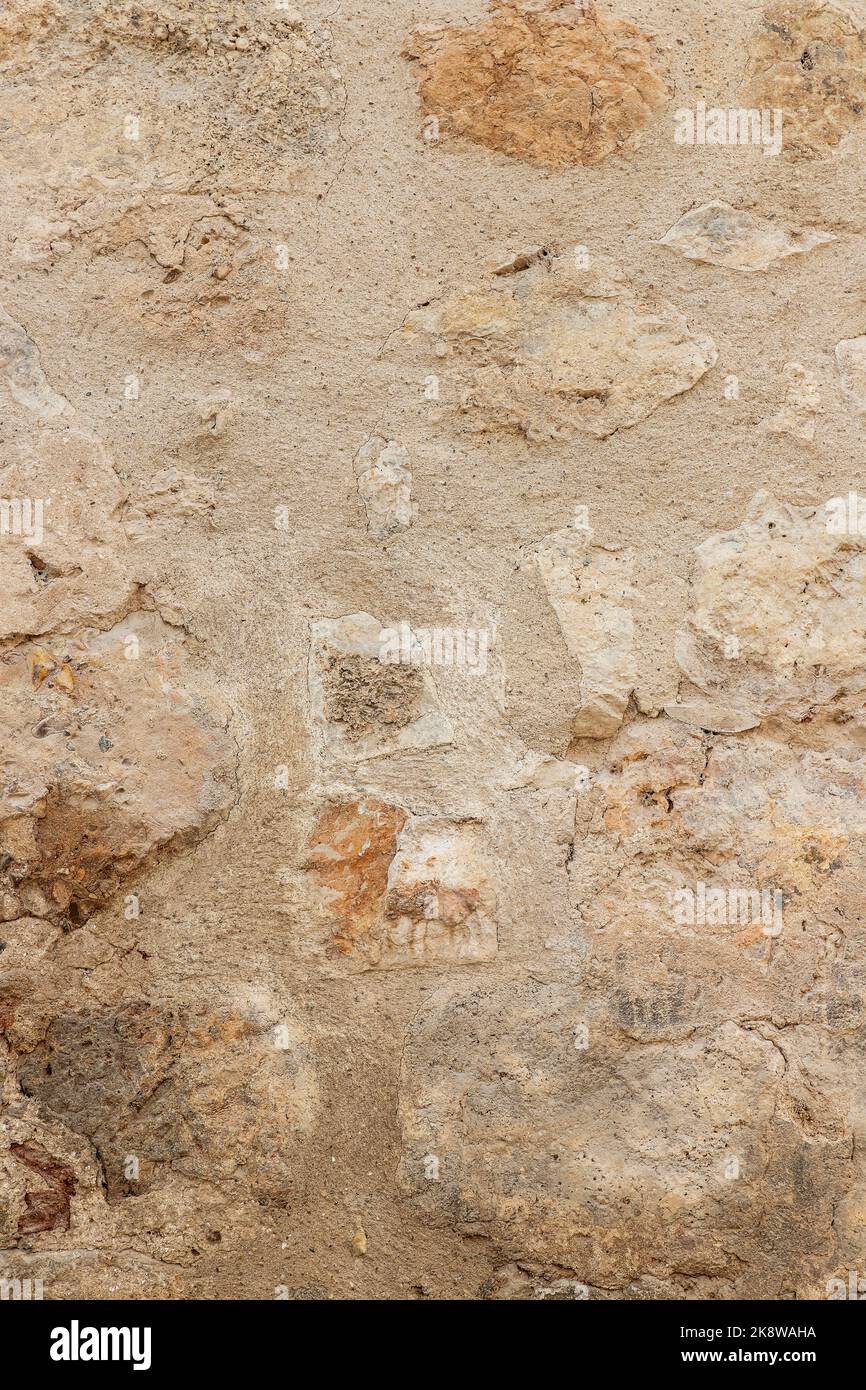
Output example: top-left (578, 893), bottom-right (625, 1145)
top-left (1, 0), bottom-right (865, 1300)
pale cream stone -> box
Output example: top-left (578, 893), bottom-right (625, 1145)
top-left (0, 305), bottom-right (70, 419)
top-left (534, 524), bottom-right (636, 738)
top-left (676, 491), bottom-right (866, 719)
top-left (382, 819), bottom-right (497, 968)
top-left (659, 202), bottom-right (835, 273)
top-left (663, 700), bottom-right (761, 733)
top-left (308, 612), bottom-right (453, 763)
top-left (354, 436), bottom-right (417, 539)
top-left (403, 252), bottom-right (718, 441)
top-left (835, 335), bottom-right (866, 414)
top-left (762, 362), bottom-right (822, 442)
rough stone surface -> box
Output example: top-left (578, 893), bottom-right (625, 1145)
top-left (403, 0), bottom-right (669, 169)
top-left (675, 491), bottom-right (866, 720)
top-left (663, 700), bottom-right (762, 734)
top-left (659, 202), bottom-right (835, 272)
top-left (747, 1), bottom-right (866, 154)
top-left (401, 252), bottom-right (718, 441)
top-left (305, 803), bottom-right (497, 969)
top-left (308, 612), bottom-right (453, 763)
top-left (2, 0), bottom-right (866, 1308)
top-left (762, 362), bottom-right (822, 442)
top-left (353, 436), bottom-right (417, 539)
top-left (534, 522), bottom-right (636, 738)
top-left (835, 335), bottom-right (866, 414)
top-left (13, 1001), bottom-right (317, 1201)
top-left (399, 979), bottom-right (858, 1296)
top-left (0, 614), bottom-right (237, 930)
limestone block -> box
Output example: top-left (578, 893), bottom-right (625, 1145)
top-left (308, 612), bottom-right (453, 763)
top-left (675, 491), bottom-right (866, 719)
top-left (747, 1), bottom-right (866, 154)
top-left (403, 252), bottom-right (717, 441)
top-left (304, 800), bottom-right (497, 969)
top-left (353, 437), bottom-right (417, 539)
top-left (403, 0), bottom-right (669, 169)
top-left (659, 202), bottom-right (835, 272)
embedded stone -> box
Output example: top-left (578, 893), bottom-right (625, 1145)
top-left (747, 1), bottom-right (866, 153)
top-left (399, 980), bottom-right (853, 1293)
top-left (762, 362), bottom-right (822, 443)
top-left (14, 999), bottom-right (318, 1200)
top-left (403, 0), bottom-right (669, 169)
top-left (535, 524), bottom-right (635, 738)
top-left (675, 491), bottom-right (866, 719)
top-left (658, 202), bottom-right (835, 272)
top-left (305, 802), bottom-right (497, 969)
top-left (354, 436), bottom-right (417, 539)
top-left (835, 335), bottom-right (866, 414)
top-left (308, 612), bottom-right (453, 763)
top-left (0, 613), bottom-right (237, 929)
top-left (663, 700), bottom-right (761, 734)
top-left (402, 252), bottom-right (717, 442)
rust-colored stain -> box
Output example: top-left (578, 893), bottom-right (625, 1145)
top-left (11, 1142), bottom-right (77, 1234)
top-left (24, 791), bottom-right (147, 929)
top-left (29, 646), bottom-right (77, 694)
top-left (188, 1013), bottom-right (255, 1049)
top-left (305, 800), bottom-right (407, 953)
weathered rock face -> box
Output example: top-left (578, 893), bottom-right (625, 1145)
top-left (0, 614), bottom-right (237, 929)
top-left (304, 801), bottom-right (497, 969)
top-left (399, 980), bottom-right (856, 1296)
top-left (747, 1), bottom-right (866, 154)
top-left (761, 362), bottom-right (822, 442)
top-left (835, 336), bottom-right (866, 413)
top-left (574, 717), bottom-right (866, 1016)
top-left (0, 304), bottom-right (71, 419)
top-left (12, 1001), bottom-right (317, 1202)
top-left (502, 519), bottom-right (636, 750)
top-left (0, 424), bottom-right (134, 641)
top-left (10, 1141), bottom-right (77, 1235)
top-left (535, 524), bottom-right (635, 738)
top-left (675, 492), bottom-right (866, 721)
top-left (403, 0), bottom-right (669, 169)
top-left (659, 202), bottom-right (835, 273)
top-left (308, 613), bottom-right (453, 764)
top-left (304, 799), bottom-right (408, 956)
top-left (0, 0), bottom-right (344, 370)
top-left (395, 688), bottom-right (866, 1296)
top-left (401, 252), bottom-right (717, 441)
top-left (0, 0), bottom-right (344, 189)
top-left (354, 437), bottom-right (417, 539)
